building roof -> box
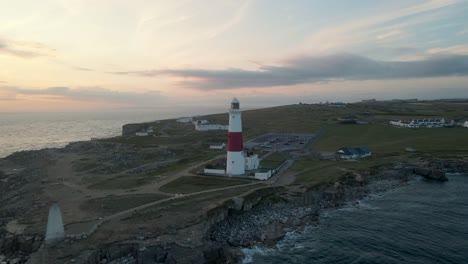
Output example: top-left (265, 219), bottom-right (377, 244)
top-left (337, 147), bottom-right (370, 156)
top-left (231, 97), bottom-right (239, 103)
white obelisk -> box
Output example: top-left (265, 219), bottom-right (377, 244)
top-left (45, 203), bottom-right (65, 244)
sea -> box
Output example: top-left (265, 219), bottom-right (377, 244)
top-left (242, 174), bottom-right (468, 264)
top-left (0, 107), bottom-right (227, 158)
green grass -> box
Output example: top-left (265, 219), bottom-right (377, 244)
top-left (80, 194), bottom-right (169, 215)
top-left (87, 174), bottom-right (157, 190)
top-left (292, 157), bottom-right (396, 185)
top-left (315, 125), bottom-right (468, 155)
top-left (159, 176), bottom-right (252, 194)
top-left (260, 159), bottom-right (284, 168)
top-left (73, 161), bottom-right (100, 172)
top-left (267, 152), bottom-right (287, 161)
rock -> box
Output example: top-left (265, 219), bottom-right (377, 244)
top-left (429, 170), bottom-right (448, 181)
top-left (203, 242), bottom-right (225, 264)
top-left (18, 236), bottom-right (34, 253)
top-left (413, 167), bottom-right (448, 181)
top-left (413, 167), bottom-right (431, 176)
top-left (10, 258), bottom-right (20, 264)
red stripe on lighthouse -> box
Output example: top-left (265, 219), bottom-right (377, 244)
top-left (228, 132), bottom-right (243, 151)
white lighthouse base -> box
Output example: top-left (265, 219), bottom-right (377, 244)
top-left (226, 151), bottom-right (245, 175)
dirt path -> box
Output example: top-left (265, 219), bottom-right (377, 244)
top-left (102, 181), bottom-right (261, 223)
top-left (154, 154), bottom-right (226, 191)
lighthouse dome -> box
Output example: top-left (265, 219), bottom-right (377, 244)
top-left (231, 97), bottom-right (240, 110)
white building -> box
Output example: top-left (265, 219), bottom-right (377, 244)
top-left (193, 120), bottom-right (209, 125)
top-left (177, 117), bottom-right (193, 123)
top-left (245, 154), bottom-right (260, 170)
top-left (135, 131), bottom-right (149, 136)
top-left (204, 168), bottom-right (226, 174)
top-left (255, 170), bottom-right (272, 180)
top-left (135, 126), bottom-right (154, 136)
top-left (209, 143), bottom-right (226, 149)
top-left (195, 124), bottom-right (229, 131)
top-left (390, 118), bottom-right (446, 128)
top-left (463, 121), bottom-right (468, 128)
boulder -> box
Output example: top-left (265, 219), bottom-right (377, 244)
top-left (413, 167), bottom-right (448, 181)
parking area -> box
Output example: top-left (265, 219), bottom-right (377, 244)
top-left (245, 133), bottom-right (316, 152)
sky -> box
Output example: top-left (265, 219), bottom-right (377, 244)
top-left (1, 0), bottom-right (468, 111)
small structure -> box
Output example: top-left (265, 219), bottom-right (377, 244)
top-left (463, 121), bottom-right (468, 128)
top-left (209, 143), bottom-right (226, 150)
top-left (327, 102), bottom-right (346, 108)
top-left (389, 118), bottom-right (446, 128)
top-left (177, 117), bottom-right (193, 123)
top-left (336, 147), bottom-right (372, 160)
top-left (338, 115), bottom-right (357, 121)
top-left (195, 124), bottom-right (228, 131)
top-left (255, 169), bottom-right (273, 180)
top-left (45, 204), bottom-right (65, 244)
top-left (204, 168), bottom-right (226, 174)
top-left (193, 120), bottom-right (209, 125)
top-left (135, 126), bottom-right (154, 136)
top-left (245, 152), bottom-right (259, 170)
top-left (135, 131), bottom-right (149, 136)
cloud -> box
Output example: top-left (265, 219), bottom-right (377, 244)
top-left (376, 30), bottom-right (403, 40)
top-left (72, 66), bottom-right (94, 72)
top-left (300, 0), bottom-right (462, 53)
top-left (428, 45), bottom-right (468, 55)
top-left (0, 37), bottom-right (55, 58)
top-left (109, 53), bottom-right (468, 90)
top-left (0, 86), bottom-right (163, 105)
top-left (205, 0), bottom-right (250, 39)
top-left (458, 29), bottom-right (468, 35)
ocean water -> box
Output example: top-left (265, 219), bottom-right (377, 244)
top-left (0, 107), bottom-right (226, 158)
top-left (244, 174), bottom-right (468, 264)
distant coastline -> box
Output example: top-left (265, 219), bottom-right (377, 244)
top-left (0, 107), bottom-right (228, 158)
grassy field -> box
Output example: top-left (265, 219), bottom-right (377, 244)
top-left (315, 124), bottom-right (468, 155)
top-left (80, 194), bottom-right (168, 215)
top-left (124, 185), bottom-right (256, 221)
top-left (292, 157), bottom-right (395, 185)
top-left (260, 159), bottom-right (284, 168)
top-left (203, 101), bottom-right (468, 139)
top-left (87, 174), bottom-right (159, 190)
top-left (159, 176), bottom-right (252, 194)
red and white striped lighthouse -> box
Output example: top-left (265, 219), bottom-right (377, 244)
top-left (226, 98), bottom-right (245, 175)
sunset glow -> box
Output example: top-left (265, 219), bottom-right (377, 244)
top-left (1, 0), bottom-right (468, 111)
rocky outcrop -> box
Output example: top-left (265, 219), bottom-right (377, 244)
top-left (209, 165), bottom-right (420, 261)
top-left (122, 123), bottom-right (151, 137)
top-left (413, 167), bottom-right (448, 181)
top-left (0, 234), bottom-right (43, 263)
top-left (81, 242), bottom-right (226, 264)
top-left (426, 158), bottom-right (468, 173)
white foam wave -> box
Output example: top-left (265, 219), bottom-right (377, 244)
top-left (240, 246), bottom-right (277, 263)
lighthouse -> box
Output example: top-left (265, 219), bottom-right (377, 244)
top-left (226, 98), bottom-right (245, 175)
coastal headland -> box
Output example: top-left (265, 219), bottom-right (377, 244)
top-left (1, 100), bottom-right (467, 263)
